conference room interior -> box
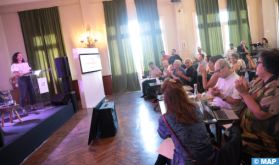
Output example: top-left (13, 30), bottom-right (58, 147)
top-left (0, 0), bottom-right (279, 164)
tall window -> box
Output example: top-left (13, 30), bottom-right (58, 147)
top-left (219, 10), bottom-right (230, 51)
top-left (19, 7), bottom-right (66, 95)
top-left (103, 0), bottom-right (140, 93)
top-left (227, 0), bottom-right (251, 47)
top-left (195, 0), bottom-right (224, 56)
top-left (134, 0), bottom-right (164, 71)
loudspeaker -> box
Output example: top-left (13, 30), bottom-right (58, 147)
top-left (55, 56), bottom-right (72, 94)
top-left (55, 56), bottom-right (71, 78)
top-left (88, 100), bottom-right (118, 144)
top-left (98, 101), bottom-right (118, 138)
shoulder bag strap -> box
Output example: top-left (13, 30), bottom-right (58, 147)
top-left (162, 114), bottom-right (196, 162)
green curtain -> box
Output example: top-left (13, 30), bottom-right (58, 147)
top-left (103, 0), bottom-right (140, 93)
top-left (134, 0), bottom-right (163, 71)
top-left (18, 7), bottom-right (66, 95)
top-left (195, 0), bottom-right (223, 56)
top-left (227, 0), bottom-right (251, 48)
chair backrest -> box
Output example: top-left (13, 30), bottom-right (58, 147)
top-left (216, 125), bottom-right (242, 165)
top-left (0, 90), bottom-right (14, 106)
top-left (9, 77), bottom-right (18, 89)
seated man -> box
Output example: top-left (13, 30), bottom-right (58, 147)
top-left (184, 58), bottom-right (197, 87)
top-left (208, 59), bottom-right (242, 112)
top-left (141, 62), bottom-right (162, 98)
top-left (171, 60), bottom-right (195, 87)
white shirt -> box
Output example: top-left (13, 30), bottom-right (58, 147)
top-left (149, 66), bottom-right (162, 78)
top-left (11, 62), bottom-right (31, 75)
top-left (212, 72), bottom-right (240, 110)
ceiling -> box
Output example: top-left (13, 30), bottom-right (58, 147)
top-left (0, 0), bottom-right (47, 7)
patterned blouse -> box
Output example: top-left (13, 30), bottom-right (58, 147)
top-left (241, 77), bottom-right (279, 156)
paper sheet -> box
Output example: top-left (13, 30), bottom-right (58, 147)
top-left (157, 138), bottom-right (174, 159)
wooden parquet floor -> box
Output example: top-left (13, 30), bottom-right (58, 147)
top-left (22, 91), bottom-right (162, 165)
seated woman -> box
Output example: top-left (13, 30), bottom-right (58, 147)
top-left (235, 49), bottom-right (279, 163)
top-left (199, 55), bottom-right (223, 91)
top-left (229, 53), bottom-right (246, 76)
top-left (157, 79), bottom-right (217, 165)
top-left (161, 59), bottom-right (172, 80)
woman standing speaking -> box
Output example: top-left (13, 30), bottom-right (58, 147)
top-left (11, 52), bottom-right (35, 110)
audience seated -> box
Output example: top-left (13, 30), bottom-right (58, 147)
top-left (161, 60), bottom-right (171, 80)
top-left (208, 59), bottom-right (243, 112)
top-left (184, 59), bottom-right (197, 88)
top-left (160, 50), bottom-right (170, 62)
top-left (228, 53), bottom-right (246, 77)
top-left (156, 79), bottom-right (218, 165)
top-left (196, 53), bottom-right (207, 93)
top-left (171, 60), bottom-right (194, 87)
top-left (235, 49), bottom-right (279, 163)
top-left (199, 55), bottom-right (223, 91)
top-left (141, 62), bottom-right (162, 98)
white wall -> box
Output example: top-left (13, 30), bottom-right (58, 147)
top-left (59, 4), bottom-right (84, 80)
top-left (157, 1), bottom-right (179, 55)
top-left (247, 0), bottom-right (264, 43)
top-left (172, 0), bottom-right (202, 59)
top-left (261, 0), bottom-right (278, 48)
top-left (0, 16), bottom-right (12, 90)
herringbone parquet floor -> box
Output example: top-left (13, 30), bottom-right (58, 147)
top-left (22, 91), bottom-right (162, 165)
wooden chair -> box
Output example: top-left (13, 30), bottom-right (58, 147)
top-left (9, 77), bottom-right (20, 105)
top-left (0, 90), bottom-right (22, 127)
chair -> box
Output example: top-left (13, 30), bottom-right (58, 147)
top-left (0, 90), bottom-right (22, 127)
top-left (216, 124), bottom-right (242, 165)
top-left (9, 77), bottom-right (20, 105)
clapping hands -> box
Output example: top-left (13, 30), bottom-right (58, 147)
top-left (209, 87), bottom-right (222, 97)
top-left (235, 77), bottom-right (249, 95)
top-left (199, 64), bottom-right (206, 75)
top-left (176, 70), bottom-right (184, 77)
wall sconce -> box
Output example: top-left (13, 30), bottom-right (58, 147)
top-left (80, 27), bottom-right (98, 48)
